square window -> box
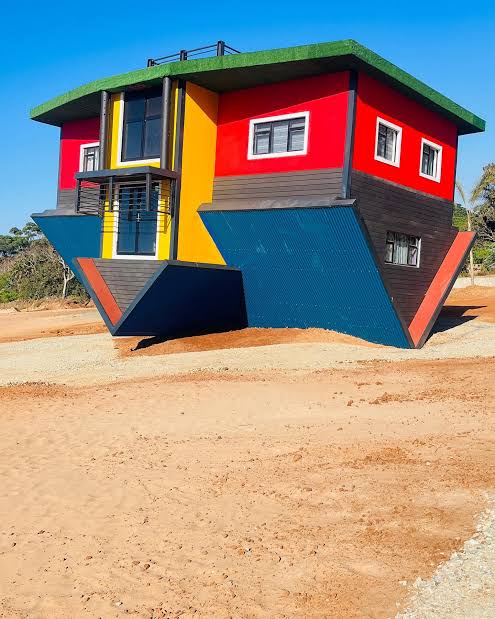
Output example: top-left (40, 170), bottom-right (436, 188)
top-left (121, 88), bottom-right (162, 162)
top-left (375, 118), bottom-right (402, 167)
top-left (80, 144), bottom-right (100, 172)
top-left (248, 112), bottom-right (309, 159)
top-left (420, 139), bottom-right (442, 182)
top-left (384, 231), bottom-right (421, 267)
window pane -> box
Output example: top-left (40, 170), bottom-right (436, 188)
top-left (254, 131), bottom-right (270, 155)
top-left (252, 117), bottom-right (306, 156)
top-left (123, 121), bottom-right (143, 160)
top-left (377, 123), bottom-right (397, 162)
top-left (289, 118), bottom-right (305, 130)
top-left (289, 127), bottom-right (305, 151)
top-left (377, 125), bottom-right (387, 158)
top-left (143, 117), bottom-right (162, 158)
top-left (385, 127), bottom-right (397, 161)
top-left (394, 233), bottom-right (409, 265)
top-left (422, 145), bottom-right (437, 177)
top-left (408, 246), bottom-right (418, 266)
top-left (385, 242), bottom-right (394, 263)
top-left (271, 121), bottom-right (289, 153)
top-left (125, 96), bottom-right (145, 122)
top-left (146, 93), bottom-right (162, 118)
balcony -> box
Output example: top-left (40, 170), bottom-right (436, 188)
top-left (74, 167), bottom-right (178, 218)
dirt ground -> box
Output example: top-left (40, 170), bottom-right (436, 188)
top-left (0, 286), bottom-right (494, 618)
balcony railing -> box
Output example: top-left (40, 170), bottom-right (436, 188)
top-left (147, 41), bottom-right (240, 67)
top-left (74, 167), bottom-right (178, 219)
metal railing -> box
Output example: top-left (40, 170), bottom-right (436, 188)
top-left (147, 41), bottom-right (240, 67)
top-left (76, 179), bottom-right (172, 218)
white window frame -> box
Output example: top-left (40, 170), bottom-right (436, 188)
top-left (419, 137), bottom-right (442, 183)
top-left (116, 92), bottom-right (161, 167)
top-left (79, 142), bottom-right (100, 172)
top-left (247, 111), bottom-right (310, 160)
top-left (385, 231), bottom-right (421, 269)
top-left (374, 117), bottom-right (402, 168)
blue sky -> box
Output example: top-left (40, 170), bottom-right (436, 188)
top-left (0, 0), bottom-right (493, 233)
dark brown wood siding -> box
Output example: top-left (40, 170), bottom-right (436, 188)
top-left (212, 169), bottom-right (343, 202)
top-left (93, 259), bottom-right (162, 312)
top-left (57, 189), bottom-right (76, 209)
top-left (351, 171), bottom-right (457, 325)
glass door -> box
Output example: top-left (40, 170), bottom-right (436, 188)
top-left (116, 184), bottom-right (158, 256)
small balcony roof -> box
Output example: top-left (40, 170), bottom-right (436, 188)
top-left (30, 39), bottom-right (485, 135)
top-left (75, 166), bottom-right (178, 184)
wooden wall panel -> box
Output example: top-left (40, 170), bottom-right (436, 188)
top-left (212, 169), bottom-right (343, 202)
top-left (352, 170), bottom-right (457, 325)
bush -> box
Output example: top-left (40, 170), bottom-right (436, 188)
top-left (0, 224), bottom-right (89, 303)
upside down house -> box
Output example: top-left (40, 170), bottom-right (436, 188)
top-left (30, 40), bottom-right (485, 348)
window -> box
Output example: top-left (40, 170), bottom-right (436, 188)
top-left (375, 118), bottom-right (402, 167)
top-left (385, 231), bottom-right (421, 267)
top-left (420, 138), bottom-right (442, 182)
top-left (80, 143), bottom-right (100, 172)
top-left (121, 89), bottom-right (162, 162)
top-left (248, 112), bottom-right (309, 159)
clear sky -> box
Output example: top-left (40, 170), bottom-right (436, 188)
top-left (0, 0), bottom-right (493, 233)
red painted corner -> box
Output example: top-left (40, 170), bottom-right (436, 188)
top-left (76, 258), bottom-right (123, 325)
top-left (408, 231), bottom-right (475, 347)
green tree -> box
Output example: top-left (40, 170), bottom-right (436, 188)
top-left (0, 222), bottom-right (88, 302)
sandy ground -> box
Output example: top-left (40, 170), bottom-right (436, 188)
top-left (0, 285), bottom-right (494, 618)
top-left (0, 307), bottom-right (105, 344)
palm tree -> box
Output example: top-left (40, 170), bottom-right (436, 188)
top-left (455, 179), bottom-right (475, 285)
top-left (470, 163), bottom-right (495, 204)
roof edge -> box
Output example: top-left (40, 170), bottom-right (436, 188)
top-left (30, 39), bottom-right (485, 134)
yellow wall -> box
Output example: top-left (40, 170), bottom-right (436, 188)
top-left (177, 83), bottom-right (224, 264)
top-left (101, 91), bottom-right (176, 259)
top-left (101, 83), bottom-right (221, 264)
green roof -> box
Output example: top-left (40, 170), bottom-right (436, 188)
top-left (30, 39), bottom-right (485, 134)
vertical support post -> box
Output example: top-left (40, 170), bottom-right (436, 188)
top-left (160, 77), bottom-right (172, 169)
top-left (216, 40), bottom-right (225, 56)
top-left (75, 179), bottom-right (81, 213)
top-left (108, 176), bottom-right (114, 213)
top-left (342, 71), bottom-right (358, 200)
top-left (99, 90), bottom-right (109, 170)
top-left (169, 79), bottom-right (186, 260)
top-left (146, 172), bottom-right (152, 212)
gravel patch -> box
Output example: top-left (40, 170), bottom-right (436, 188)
top-left (396, 494), bottom-right (495, 619)
top-left (0, 315), bottom-right (494, 386)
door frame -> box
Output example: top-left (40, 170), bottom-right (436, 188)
top-left (111, 182), bottom-right (161, 260)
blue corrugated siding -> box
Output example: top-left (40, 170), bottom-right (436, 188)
top-left (201, 207), bottom-right (411, 348)
top-left (32, 214), bottom-right (101, 284)
top-left (113, 264), bottom-right (247, 337)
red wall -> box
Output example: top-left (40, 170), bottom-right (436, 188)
top-left (59, 117), bottom-right (100, 190)
top-left (215, 73), bottom-right (350, 177)
top-left (353, 73), bottom-right (457, 200)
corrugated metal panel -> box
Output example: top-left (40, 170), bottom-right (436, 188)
top-left (200, 206), bottom-right (411, 348)
top-left (32, 212), bottom-right (101, 285)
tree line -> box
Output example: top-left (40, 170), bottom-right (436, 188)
top-left (1, 164), bottom-right (494, 304)
top-left (456, 163), bottom-right (495, 275)
top-left (0, 223), bottom-right (88, 303)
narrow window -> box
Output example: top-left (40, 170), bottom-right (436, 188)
top-left (249, 113), bottom-right (309, 159)
top-left (121, 89), bottom-right (162, 162)
top-left (375, 118), bottom-right (402, 167)
top-left (420, 139), bottom-right (442, 182)
top-left (80, 144), bottom-right (100, 172)
top-left (385, 231), bottom-right (421, 267)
